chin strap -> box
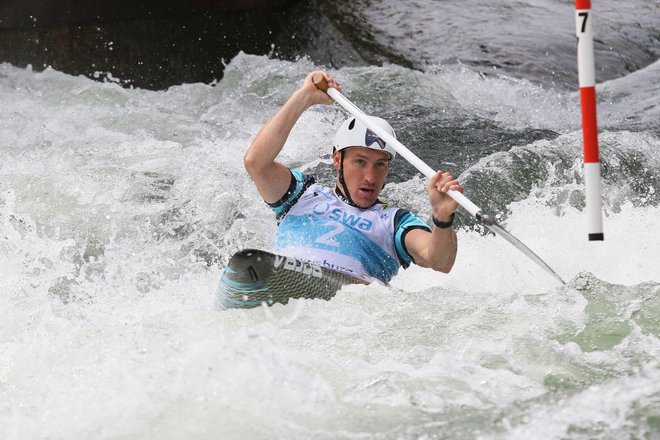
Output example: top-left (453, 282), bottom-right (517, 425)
top-left (335, 150), bottom-right (359, 207)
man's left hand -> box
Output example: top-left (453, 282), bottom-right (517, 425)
top-left (428, 170), bottom-right (463, 221)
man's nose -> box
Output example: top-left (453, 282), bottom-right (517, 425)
top-left (364, 165), bottom-right (377, 183)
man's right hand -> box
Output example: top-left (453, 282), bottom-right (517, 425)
top-left (299, 71), bottom-right (342, 109)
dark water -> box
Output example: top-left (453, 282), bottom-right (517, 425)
top-left (280, 0), bottom-right (659, 90)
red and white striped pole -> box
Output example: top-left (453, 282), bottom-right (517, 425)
top-left (575, 0), bottom-right (604, 240)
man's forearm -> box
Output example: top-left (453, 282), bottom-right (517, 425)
top-left (244, 89), bottom-right (312, 175)
top-left (426, 226), bottom-right (458, 273)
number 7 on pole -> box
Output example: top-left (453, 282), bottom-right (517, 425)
top-left (575, 0), bottom-right (604, 241)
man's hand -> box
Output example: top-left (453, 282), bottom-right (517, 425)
top-left (299, 71), bottom-right (342, 108)
top-left (428, 170), bottom-right (463, 222)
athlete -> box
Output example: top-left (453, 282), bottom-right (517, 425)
top-left (243, 71), bottom-right (463, 283)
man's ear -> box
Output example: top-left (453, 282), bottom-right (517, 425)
top-left (332, 150), bottom-right (341, 170)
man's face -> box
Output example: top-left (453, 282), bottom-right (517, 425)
top-left (333, 147), bottom-right (390, 208)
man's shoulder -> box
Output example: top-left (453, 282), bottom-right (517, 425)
top-left (393, 208), bottom-right (431, 232)
top-left (269, 168), bottom-right (319, 218)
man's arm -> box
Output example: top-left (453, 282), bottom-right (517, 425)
top-left (243, 71), bottom-right (341, 204)
top-left (404, 170), bottom-right (462, 273)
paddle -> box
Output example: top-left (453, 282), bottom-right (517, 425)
top-left (314, 75), bottom-right (566, 285)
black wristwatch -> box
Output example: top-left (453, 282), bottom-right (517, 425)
top-left (432, 212), bottom-right (455, 229)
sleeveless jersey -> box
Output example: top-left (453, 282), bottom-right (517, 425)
top-left (268, 169), bottom-right (431, 283)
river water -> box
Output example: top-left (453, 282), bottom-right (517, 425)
top-left (1, 0), bottom-right (659, 439)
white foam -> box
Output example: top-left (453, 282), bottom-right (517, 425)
top-left (1, 54), bottom-right (658, 439)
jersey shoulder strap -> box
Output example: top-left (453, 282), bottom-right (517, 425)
top-left (393, 209), bottom-right (431, 267)
top-left (267, 169), bottom-right (315, 220)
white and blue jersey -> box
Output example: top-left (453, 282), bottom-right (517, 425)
top-left (268, 169), bottom-right (431, 283)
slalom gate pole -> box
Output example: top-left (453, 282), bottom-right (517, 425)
top-left (575, 0), bottom-right (605, 241)
top-left (315, 76), bottom-right (566, 285)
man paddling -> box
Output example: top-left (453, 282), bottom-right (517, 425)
top-left (244, 71), bottom-right (463, 283)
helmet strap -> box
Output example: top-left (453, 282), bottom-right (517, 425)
top-left (336, 150), bottom-right (359, 207)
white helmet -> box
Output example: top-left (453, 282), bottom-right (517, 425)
top-left (333, 116), bottom-right (397, 160)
